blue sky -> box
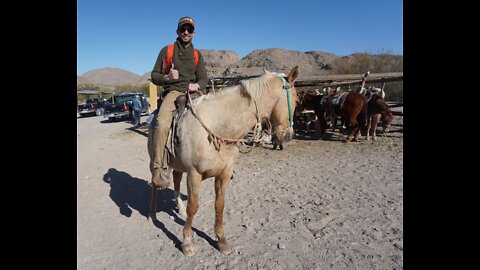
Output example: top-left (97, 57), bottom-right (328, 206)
top-left (77, 0), bottom-right (403, 76)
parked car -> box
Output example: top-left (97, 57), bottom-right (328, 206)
top-left (103, 93), bottom-right (150, 122)
top-left (78, 98), bottom-right (106, 117)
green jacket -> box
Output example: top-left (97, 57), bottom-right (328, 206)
top-left (151, 38), bottom-right (208, 93)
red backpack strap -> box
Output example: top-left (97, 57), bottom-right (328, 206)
top-left (193, 49), bottom-right (199, 66)
top-left (163, 44), bottom-right (198, 73)
top-left (164, 44), bottom-right (175, 73)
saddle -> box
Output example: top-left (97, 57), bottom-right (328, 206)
top-left (173, 90), bottom-right (203, 114)
top-left (165, 90), bottom-right (203, 160)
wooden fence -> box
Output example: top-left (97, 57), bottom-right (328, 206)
top-left (207, 72), bottom-right (403, 89)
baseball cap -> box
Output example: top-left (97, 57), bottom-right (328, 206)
top-left (178, 16), bottom-right (195, 30)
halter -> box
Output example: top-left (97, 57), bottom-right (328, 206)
top-left (186, 72), bottom-right (294, 151)
top-left (271, 72), bottom-right (293, 128)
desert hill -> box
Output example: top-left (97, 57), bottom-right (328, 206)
top-left (77, 49), bottom-right (402, 88)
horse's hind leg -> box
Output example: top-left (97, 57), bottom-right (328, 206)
top-left (214, 169), bottom-right (232, 254)
top-left (353, 126), bottom-right (361, 141)
top-left (182, 171), bottom-right (202, 256)
top-left (173, 170), bottom-right (187, 217)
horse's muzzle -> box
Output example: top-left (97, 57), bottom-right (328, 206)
top-left (283, 127), bottom-right (295, 142)
top-left (383, 124), bottom-right (391, 134)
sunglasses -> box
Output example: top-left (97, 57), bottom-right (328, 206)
top-left (179, 26), bottom-right (194, 33)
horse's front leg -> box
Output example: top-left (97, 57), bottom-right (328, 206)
top-left (330, 115), bottom-right (337, 131)
top-left (366, 116), bottom-right (372, 140)
top-left (214, 169), bottom-right (232, 254)
top-left (318, 115), bottom-right (328, 139)
top-left (173, 170), bottom-right (187, 217)
top-left (372, 114), bottom-right (381, 140)
top-left (182, 171), bottom-right (201, 256)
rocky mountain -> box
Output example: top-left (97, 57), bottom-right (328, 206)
top-left (200, 49), bottom-right (242, 78)
top-left (77, 49), bottom-right (402, 88)
top-left (222, 48), bottom-right (338, 77)
top-left (80, 67), bottom-right (142, 87)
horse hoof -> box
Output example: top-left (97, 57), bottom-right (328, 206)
top-left (279, 145), bottom-right (283, 150)
top-left (218, 242), bottom-right (232, 254)
top-left (182, 243), bottom-right (196, 256)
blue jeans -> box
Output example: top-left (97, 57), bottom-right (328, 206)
top-left (134, 110), bottom-right (141, 125)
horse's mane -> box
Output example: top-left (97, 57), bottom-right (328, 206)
top-left (240, 74), bottom-right (271, 101)
top-left (191, 74), bottom-right (272, 107)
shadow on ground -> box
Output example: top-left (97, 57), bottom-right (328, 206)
top-left (102, 168), bottom-right (216, 252)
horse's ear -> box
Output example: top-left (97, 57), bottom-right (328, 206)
top-left (287, 66), bottom-right (299, 84)
top-left (263, 68), bottom-right (271, 74)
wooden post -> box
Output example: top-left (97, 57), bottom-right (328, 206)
top-left (359, 71), bottom-right (370, 93)
top-left (149, 82), bottom-right (158, 110)
top-left (210, 79), bottom-right (215, 93)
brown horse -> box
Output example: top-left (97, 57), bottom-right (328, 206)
top-left (366, 94), bottom-right (394, 140)
top-left (319, 91), bottom-right (346, 136)
top-left (147, 66), bottom-right (299, 256)
top-left (295, 91), bottom-right (324, 135)
top-left (319, 92), bottom-right (368, 141)
top-left (339, 92), bottom-right (368, 141)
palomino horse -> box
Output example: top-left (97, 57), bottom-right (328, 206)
top-left (366, 93), bottom-right (394, 140)
top-left (147, 66), bottom-right (299, 256)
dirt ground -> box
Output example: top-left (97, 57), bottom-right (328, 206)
top-left (77, 110), bottom-right (403, 269)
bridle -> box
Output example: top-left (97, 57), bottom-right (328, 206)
top-left (186, 73), bottom-right (294, 151)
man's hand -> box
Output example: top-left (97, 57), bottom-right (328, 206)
top-left (188, 83), bottom-right (200, 93)
top-left (165, 63), bottom-right (179, 81)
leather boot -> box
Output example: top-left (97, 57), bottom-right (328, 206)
top-left (151, 167), bottom-right (172, 189)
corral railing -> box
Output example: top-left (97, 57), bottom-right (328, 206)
top-left (207, 72), bottom-right (403, 89)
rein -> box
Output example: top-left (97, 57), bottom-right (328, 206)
top-left (270, 73), bottom-right (294, 139)
top-left (271, 72), bottom-right (293, 128)
top-left (186, 91), bottom-right (268, 151)
top-left (186, 73), bottom-right (292, 151)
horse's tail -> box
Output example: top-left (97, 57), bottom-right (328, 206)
top-left (347, 93), bottom-right (367, 127)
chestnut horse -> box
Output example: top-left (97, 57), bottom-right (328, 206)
top-left (319, 92), bottom-right (368, 141)
top-left (366, 94), bottom-right (394, 140)
top-left (147, 66), bottom-right (299, 256)
top-left (339, 92), bottom-right (368, 141)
